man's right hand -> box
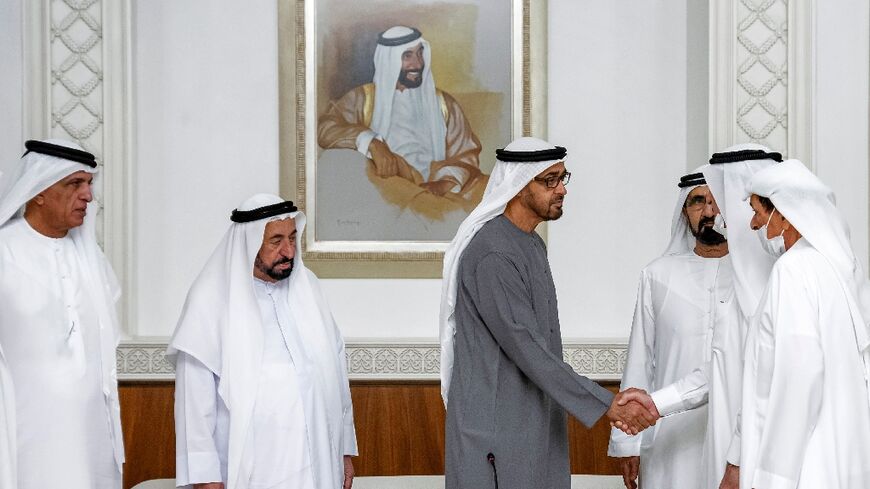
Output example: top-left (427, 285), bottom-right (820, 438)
top-left (193, 483), bottom-right (224, 489)
top-left (606, 388), bottom-right (660, 435)
top-left (719, 463), bottom-right (739, 489)
top-left (368, 139), bottom-right (421, 183)
top-left (619, 456), bottom-right (640, 489)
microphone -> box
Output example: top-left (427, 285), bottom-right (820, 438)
top-left (487, 452), bottom-right (499, 489)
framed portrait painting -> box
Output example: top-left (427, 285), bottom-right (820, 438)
top-left (278, 0), bottom-right (547, 277)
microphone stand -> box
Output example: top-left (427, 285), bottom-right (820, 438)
top-left (487, 452), bottom-right (499, 489)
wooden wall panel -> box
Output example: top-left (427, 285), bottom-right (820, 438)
top-left (119, 381), bottom-right (621, 488)
top-left (350, 382), bottom-right (446, 475)
top-left (119, 382), bottom-right (176, 489)
top-left (567, 384), bottom-right (622, 475)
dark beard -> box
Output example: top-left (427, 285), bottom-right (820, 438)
top-left (525, 192), bottom-right (564, 221)
top-left (696, 227), bottom-right (726, 245)
top-left (397, 69), bottom-right (423, 89)
top-left (692, 217), bottom-right (726, 245)
top-left (545, 198), bottom-right (564, 220)
top-left (255, 255), bottom-right (294, 281)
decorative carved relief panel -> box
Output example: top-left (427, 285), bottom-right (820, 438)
top-left (710, 0), bottom-right (812, 162)
top-left (50, 0), bottom-right (106, 241)
top-left (735, 0), bottom-right (788, 150)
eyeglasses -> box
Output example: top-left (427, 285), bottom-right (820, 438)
top-left (684, 195), bottom-right (714, 211)
top-left (534, 171), bottom-right (571, 189)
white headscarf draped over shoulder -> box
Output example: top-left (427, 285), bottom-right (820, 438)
top-left (371, 26), bottom-right (446, 162)
top-left (0, 139), bottom-right (125, 471)
top-left (166, 194), bottom-right (348, 489)
top-left (748, 160), bottom-right (870, 356)
top-left (701, 144), bottom-right (782, 318)
top-left (439, 137), bottom-right (566, 405)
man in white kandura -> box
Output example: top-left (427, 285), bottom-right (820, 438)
top-left (168, 194), bottom-right (357, 489)
top-left (0, 139), bottom-right (125, 488)
top-left (737, 159), bottom-right (870, 488)
top-left (610, 145), bottom-right (784, 489)
top-left (608, 171), bottom-right (740, 489)
top-left (702, 145), bottom-right (781, 488)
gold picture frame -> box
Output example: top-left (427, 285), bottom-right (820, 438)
top-left (278, 0), bottom-right (547, 278)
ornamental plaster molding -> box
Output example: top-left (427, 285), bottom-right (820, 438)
top-left (48, 0), bottom-right (107, 238)
top-left (710, 0), bottom-right (814, 166)
top-left (116, 341), bottom-right (628, 382)
top-left (735, 0), bottom-right (789, 148)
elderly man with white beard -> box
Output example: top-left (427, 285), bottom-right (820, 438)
top-left (735, 160), bottom-right (870, 488)
top-left (608, 171), bottom-right (741, 489)
top-left (0, 139), bottom-right (125, 488)
top-left (318, 25), bottom-right (482, 197)
top-left (168, 195), bottom-right (357, 489)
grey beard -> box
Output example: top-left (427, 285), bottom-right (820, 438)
top-left (255, 256), bottom-right (293, 281)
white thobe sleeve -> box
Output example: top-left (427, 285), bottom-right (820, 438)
top-left (355, 130), bottom-right (381, 158)
top-left (726, 314), bottom-right (752, 467)
top-left (649, 363), bottom-right (710, 417)
top-left (175, 352), bottom-right (223, 486)
top-left (750, 267), bottom-right (824, 489)
top-left (725, 410), bottom-right (742, 465)
top-left (607, 271), bottom-right (654, 457)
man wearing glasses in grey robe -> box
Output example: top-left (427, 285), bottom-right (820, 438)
top-left (439, 137), bottom-right (659, 489)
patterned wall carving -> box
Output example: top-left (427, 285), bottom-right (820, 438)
top-left (735, 0), bottom-right (788, 151)
top-left (49, 0), bottom-right (106, 240)
top-left (117, 342), bottom-right (628, 381)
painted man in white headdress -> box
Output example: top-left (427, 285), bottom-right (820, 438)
top-left (0, 139), bottom-right (125, 488)
top-left (318, 25), bottom-right (483, 197)
top-left (168, 194), bottom-right (357, 489)
top-left (440, 137), bottom-right (658, 489)
top-left (737, 159), bottom-right (870, 488)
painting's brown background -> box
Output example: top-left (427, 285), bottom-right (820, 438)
top-left (120, 381), bottom-right (622, 489)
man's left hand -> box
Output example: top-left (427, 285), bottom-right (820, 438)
top-left (618, 456), bottom-right (640, 489)
top-left (419, 179), bottom-right (457, 197)
top-left (719, 463), bottom-right (739, 489)
top-left (343, 455), bottom-right (355, 489)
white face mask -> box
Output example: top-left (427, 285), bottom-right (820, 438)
top-left (757, 211), bottom-right (786, 257)
top-left (712, 213), bottom-right (727, 239)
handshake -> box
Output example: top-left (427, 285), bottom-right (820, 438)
top-left (605, 388), bottom-right (661, 435)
